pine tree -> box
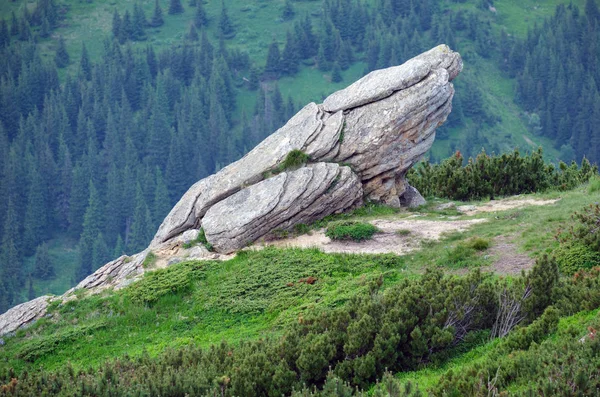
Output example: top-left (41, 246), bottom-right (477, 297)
top-left (264, 41), bottom-right (281, 77)
top-left (79, 43), bottom-right (92, 80)
top-left (23, 167), bottom-right (48, 254)
top-left (113, 234), bottom-right (125, 258)
top-left (121, 10), bottom-right (134, 43)
top-left (169, 0), bottom-right (184, 15)
top-left (219, 1), bottom-right (234, 38)
top-left (331, 62), bottom-right (342, 83)
top-left (54, 36), bottom-right (70, 68)
top-left (0, 19), bottom-right (9, 48)
top-left (34, 243), bottom-right (54, 280)
top-left (153, 168), bottom-right (171, 225)
top-left (1, 200), bottom-right (23, 290)
top-left (150, 0), bottom-right (164, 27)
top-left (77, 182), bottom-right (104, 281)
top-left (189, 0), bottom-right (197, 5)
top-left (40, 17), bottom-right (50, 38)
top-left (194, 1), bottom-right (207, 28)
top-left (92, 232), bottom-right (110, 271)
top-left (128, 184), bottom-right (153, 253)
top-left (111, 9), bottom-right (121, 37)
top-left (281, 0), bottom-right (295, 21)
top-left (27, 277), bottom-right (35, 300)
top-left (132, 3), bottom-right (147, 41)
top-left (187, 23), bottom-right (199, 41)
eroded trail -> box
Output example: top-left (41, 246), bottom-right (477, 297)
top-left (257, 197), bottom-right (560, 257)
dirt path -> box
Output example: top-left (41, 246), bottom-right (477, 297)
top-left (257, 198), bottom-right (560, 257)
top-left (259, 218), bottom-right (487, 255)
top-left (457, 198), bottom-right (560, 216)
top-left (483, 235), bottom-right (534, 275)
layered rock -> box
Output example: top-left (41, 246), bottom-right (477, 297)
top-left (152, 44), bottom-right (462, 248)
top-left (0, 45), bottom-right (462, 336)
top-left (203, 163), bottom-right (362, 253)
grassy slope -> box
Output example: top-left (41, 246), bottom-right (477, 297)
top-left (1, 183), bottom-right (599, 375)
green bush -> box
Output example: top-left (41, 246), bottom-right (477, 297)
top-left (408, 148), bottom-right (598, 201)
top-left (325, 221), bottom-right (379, 242)
top-left (127, 262), bottom-right (204, 305)
top-left (555, 243), bottom-right (600, 275)
top-left (465, 237), bottom-right (490, 251)
top-left (589, 175), bottom-right (600, 193)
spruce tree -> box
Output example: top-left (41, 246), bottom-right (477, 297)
top-left (150, 0), bottom-right (164, 27)
top-left (34, 243), bottom-right (54, 280)
top-left (121, 10), bottom-right (134, 43)
top-left (112, 9), bottom-right (121, 39)
top-left (219, 1), bottom-right (234, 38)
top-left (1, 200), bottom-right (23, 291)
top-left (331, 62), bottom-right (342, 83)
top-left (189, 0), bottom-right (197, 6)
top-left (194, 1), bottom-right (207, 28)
top-left (281, 0), bottom-right (295, 21)
top-left (23, 167), bottom-right (48, 254)
top-left (264, 41), bottom-right (281, 76)
top-left (187, 23), bottom-right (199, 41)
top-left (77, 182), bottom-right (103, 281)
top-left (54, 36), bottom-right (70, 68)
top-left (92, 233), bottom-right (110, 271)
top-left (128, 184), bottom-right (153, 253)
top-left (79, 43), bottom-right (92, 80)
top-left (169, 0), bottom-right (184, 15)
top-left (132, 3), bottom-right (147, 41)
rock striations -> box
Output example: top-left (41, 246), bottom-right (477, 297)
top-left (0, 45), bottom-right (462, 336)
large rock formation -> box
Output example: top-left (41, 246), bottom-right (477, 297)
top-left (0, 45), bottom-right (462, 336)
top-left (152, 44), bottom-right (462, 252)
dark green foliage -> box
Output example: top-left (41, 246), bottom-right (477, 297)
top-left (78, 183), bottom-right (104, 281)
top-left (182, 228), bottom-right (213, 251)
top-left (127, 261), bottom-right (202, 304)
top-left (150, 0), bottom-right (164, 27)
top-left (512, 2), bottom-right (600, 164)
top-left (264, 40), bottom-right (281, 77)
top-left (219, 1), bottom-right (234, 38)
top-left (281, 0), bottom-right (295, 21)
top-left (194, 0), bottom-right (207, 28)
top-left (326, 221), bottom-right (379, 242)
top-left (555, 203), bottom-right (600, 274)
top-left (54, 36), bottom-right (69, 68)
top-left (331, 62), bottom-right (342, 83)
top-left (33, 243), bottom-right (54, 280)
top-left (408, 149), bottom-right (598, 201)
top-left (168, 0), bottom-right (184, 15)
top-left (279, 149), bottom-right (309, 171)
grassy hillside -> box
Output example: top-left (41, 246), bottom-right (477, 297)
top-left (1, 183), bottom-right (598, 376)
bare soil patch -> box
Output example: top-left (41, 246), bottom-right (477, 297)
top-left (484, 235), bottom-right (534, 275)
top-left (260, 218), bottom-right (487, 255)
top-left (458, 198), bottom-right (560, 216)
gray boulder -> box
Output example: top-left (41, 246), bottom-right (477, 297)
top-left (203, 163), bottom-right (362, 253)
top-left (152, 44), bottom-right (462, 248)
top-left (400, 185), bottom-right (427, 208)
top-left (0, 295), bottom-right (52, 336)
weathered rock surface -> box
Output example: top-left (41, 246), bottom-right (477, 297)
top-left (0, 45), bottom-right (462, 336)
top-left (0, 296), bottom-right (52, 336)
top-left (400, 185), bottom-right (427, 208)
top-left (152, 44), bottom-right (461, 248)
top-left (203, 163), bottom-right (362, 253)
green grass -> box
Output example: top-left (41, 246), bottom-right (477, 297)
top-left (0, 247), bottom-right (408, 373)
top-left (2, 185), bottom-right (600, 384)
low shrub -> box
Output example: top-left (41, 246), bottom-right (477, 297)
top-left (408, 148), bottom-right (597, 201)
top-left (589, 175), bottom-right (600, 193)
top-left (127, 262), bottom-right (204, 305)
top-left (466, 237), bottom-right (490, 251)
top-left (325, 221), bottom-right (379, 242)
top-left (554, 243), bottom-right (600, 275)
